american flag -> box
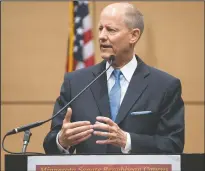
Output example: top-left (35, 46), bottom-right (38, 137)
top-left (66, 1), bottom-right (95, 72)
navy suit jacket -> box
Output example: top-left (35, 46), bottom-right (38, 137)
top-left (43, 56), bottom-right (184, 154)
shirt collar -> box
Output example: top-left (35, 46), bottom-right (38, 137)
top-left (106, 54), bottom-right (137, 82)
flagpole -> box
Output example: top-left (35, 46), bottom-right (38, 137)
top-left (68, 1), bottom-right (74, 72)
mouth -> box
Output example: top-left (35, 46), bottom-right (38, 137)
top-left (100, 45), bottom-right (112, 49)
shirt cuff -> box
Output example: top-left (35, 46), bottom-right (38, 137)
top-left (56, 131), bottom-right (70, 154)
top-left (121, 132), bottom-right (131, 154)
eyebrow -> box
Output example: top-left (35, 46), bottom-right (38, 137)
top-left (98, 24), bottom-right (115, 29)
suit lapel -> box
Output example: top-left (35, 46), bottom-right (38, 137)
top-left (90, 61), bottom-right (111, 118)
top-left (115, 56), bottom-right (150, 124)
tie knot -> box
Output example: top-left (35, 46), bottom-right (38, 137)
top-left (113, 69), bottom-right (121, 80)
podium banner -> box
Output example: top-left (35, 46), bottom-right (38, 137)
top-left (28, 155), bottom-right (181, 171)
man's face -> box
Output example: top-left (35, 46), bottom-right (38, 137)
top-left (98, 7), bottom-right (132, 62)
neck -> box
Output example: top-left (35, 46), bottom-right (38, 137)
top-left (112, 54), bottom-right (134, 69)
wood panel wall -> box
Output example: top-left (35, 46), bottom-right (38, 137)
top-left (1, 1), bottom-right (204, 170)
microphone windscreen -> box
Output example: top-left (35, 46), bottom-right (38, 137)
top-left (109, 55), bottom-right (115, 62)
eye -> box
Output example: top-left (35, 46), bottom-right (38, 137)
top-left (107, 27), bottom-right (117, 34)
top-left (98, 26), bottom-right (103, 31)
top-left (108, 28), bottom-right (115, 32)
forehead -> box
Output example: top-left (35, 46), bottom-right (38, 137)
top-left (98, 9), bottom-right (126, 28)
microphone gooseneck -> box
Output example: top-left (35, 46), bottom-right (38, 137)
top-left (2, 55), bottom-right (115, 154)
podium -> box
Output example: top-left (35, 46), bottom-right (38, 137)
top-left (5, 154), bottom-right (204, 171)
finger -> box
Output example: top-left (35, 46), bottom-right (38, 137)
top-left (93, 131), bottom-right (115, 138)
top-left (62, 121), bottom-right (90, 131)
top-left (96, 139), bottom-right (116, 145)
top-left (94, 121), bottom-right (107, 125)
top-left (69, 129), bottom-right (94, 141)
top-left (96, 116), bottom-right (115, 126)
top-left (68, 125), bottom-right (93, 135)
top-left (73, 134), bottom-right (92, 145)
top-left (93, 122), bottom-right (110, 131)
top-left (68, 121), bottom-right (91, 129)
top-left (93, 123), bottom-right (116, 133)
top-left (63, 108), bottom-right (72, 124)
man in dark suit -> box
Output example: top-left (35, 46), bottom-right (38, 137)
top-left (43, 2), bottom-right (184, 154)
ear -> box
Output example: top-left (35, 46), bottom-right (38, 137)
top-left (129, 28), bottom-right (140, 44)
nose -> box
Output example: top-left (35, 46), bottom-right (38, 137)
top-left (99, 28), bottom-right (108, 41)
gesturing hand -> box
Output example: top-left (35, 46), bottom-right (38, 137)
top-left (93, 116), bottom-right (127, 148)
top-left (58, 108), bottom-right (94, 149)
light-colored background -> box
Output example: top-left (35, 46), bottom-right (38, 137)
top-left (1, 1), bottom-right (204, 170)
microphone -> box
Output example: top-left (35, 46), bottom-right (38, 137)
top-left (22, 130), bottom-right (32, 153)
top-left (5, 55), bottom-right (116, 136)
top-left (109, 55), bottom-right (115, 63)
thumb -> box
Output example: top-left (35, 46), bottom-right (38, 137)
top-left (63, 107), bottom-right (72, 124)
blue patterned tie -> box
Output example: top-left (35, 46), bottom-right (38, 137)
top-left (109, 69), bottom-right (122, 121)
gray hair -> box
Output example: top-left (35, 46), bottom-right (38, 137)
top-left (123, 5), bottom-right (144, 36)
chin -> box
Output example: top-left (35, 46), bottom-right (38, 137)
top-left (101, 54), bottom-right (111, 61)
top-left (101, 55), bottom-right (110, 60)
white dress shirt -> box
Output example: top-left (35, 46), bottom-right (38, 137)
top-left (106, 55), bottom-right (137, 153)
top-left (56, 55), bottom-right (137, 154)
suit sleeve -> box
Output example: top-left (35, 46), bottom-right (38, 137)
top-left (130, 79), bottom-right (185, 153)
top-left (43, 74), bottom-right (76, 154)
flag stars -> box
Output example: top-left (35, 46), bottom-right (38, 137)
top-left (79, 40), bottom-right (84, 46)
top-left (75, 16), bottom-right (81, 24)
top-left (77, 27), bottom-right (83, 35)
top-left (74, 46), bottom-right (78, 53)
top-left (74, 6), bottom-right (78, 12)
top-left (79, 1), bottom-right (85, 5)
